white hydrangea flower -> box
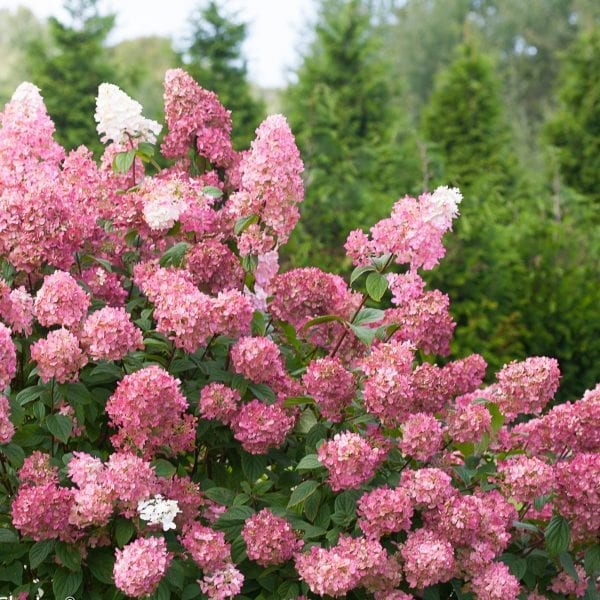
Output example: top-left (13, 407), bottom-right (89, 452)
top-left (11, 82), bottom-right (44, 106)
top-left (137, 494), bottom-right (181, 531)
top-left (423, 185), bottom-right (463, 229)
top-left (95, 83), bottom-right (162, 145)
top-left (143, 194), bottom-right (185, 231)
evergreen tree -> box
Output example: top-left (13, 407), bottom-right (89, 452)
top-left (284, 0), bottom-right (420, 270)
top-left (545, 28), bottom-right (600, 205)
top-left (184, 1), bottom-right (265, 150)
top-left (26, 0), bottom-right (116, 154)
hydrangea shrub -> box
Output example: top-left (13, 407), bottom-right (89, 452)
top-left (0, 71), bottom-right (598, 600)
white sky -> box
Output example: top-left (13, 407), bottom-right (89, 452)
top-left (0, 0), bottom-right (317, 87)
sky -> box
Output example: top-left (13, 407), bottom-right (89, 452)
top-left (0, 0), bottom-right (317, 88)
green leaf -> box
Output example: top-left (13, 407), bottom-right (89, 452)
top-left (350, 264), bottom-right (375, 285)
top-left (545, 515), bottom-right (571, 555)
top-left (303, 488), bottom-right (322, 522)
top-left (159, 241), bottom-right (190, 268)
top-left (353, 307), bottom-right (385, 326)
top-left (248, 383), bottom-right (276, 404)
top-left (136, 142), bottom-right (155, 157)
top-left (241, 254), bottom-right (258, 273)
top-left (152, 459), bottom-right (177, 478)
top-left (29, 539), bottom-right (55, 569)
top-left (52, 567), bottom-right (83, 600)
top-left (301, 314), bottom-right (345, 332)
top-left (372, 253), bottom-right (393, 271)
top-left (55, 542), bottom-right (82, 571)
top-left (283, 395), bottom-right (315, 408)
top-left (16, 385), bottom-right (46, 406)
top-left (202, 185), bottom-right (223, 198)
top-left (486, 402), bottom-right (505, 433)
top-left (241, 452), bottom-right (267, 482)
top-left (216, 505), bottom-right (255, 524)
top-left (181, 583), bottom-right (201, 600)
top-left (500, 553), bottom-right (527, 580)
top-left (230, 535), bottom-right (247, 563)
top-left (115, 518), bottom-right (135, 548)
top-left (86, 548), bottom-right (115, 585)
top-left (348, 323), bottom-right (377, 346)
top-left (203, 487), bottom-right (234, 506)
top-left (58, 382), bottom-right (92, 405)
top-left (166, 559), bottom-right (185, 590)
top-left (1, 443), bottom-right (25, 469)
top-left (234, 214), bottom-right (259, 235)
top-left (296, 454), bottom-right (322, 471)
top-left (45, 414), bottom-right (72, 444)
top-left (149, 580), bottom-right (171, 600)
top-left (559, 551), bottom-right (579, 582)
top-left (365, 271), bottom-right (388, 301)
top-left (584, 545), bottom-right (600, 576)
top-left (113, 149), bottom-right (136, 174)
top-left (288, 480), bottom-right (320, 508)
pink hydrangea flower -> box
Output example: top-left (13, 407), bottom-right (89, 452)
top-left (81, 267), bottom-right (127, 307)
top-left (18, 451), bottom-right (58, 486)
top-left (212, 290), bottom-right (253, 338)
top-left (0, 286), bottom-right (34, 335)
top-left (400, 528), bottom-right (456, 589)
top-left (162, 68), bottom-right (234, 167)
top-left (0, 322), bottom-right (16, 389)
top-left (0, 395), bottom-right (14, 443)
top-left (180, 522), bottom-right (231, 571)
top-left (198, 563), bottom-right (244, 600)
top-left (79, 306), bottom-right (143, 361)
top-left (230, 399), bottom-right (295, 454)
top-left (185, 239), bottom-right (244, 294)
top-left (447, 396), bottom-right (492, 443)
top-left (497, 455), bottom-right (554, 503)
top-left (317, 431), bottom-right (387, 491)
top-left (302, 357), bottom-right (355, 422)
top-left (106, 365), bottom-right (197, 458)
top-left (550, 564), bottom-right (589, 598)
top-left (357, 486), bottom-right (413, 538)
top-left (30, 328), bottom-right (87, 383)
top-left (400, 468), bottom-right (456, 510)
top-left (199, 383), bottom-right (241, 425)
top-left (469, 561), bottom-right (520, 600)
top-left (114, 536), bottom-right (172, 598)
top-left (242, 508), bottom-right (302, 566)
top-left (398, 413), bottom-right (444, 462)
top-left (34, 271), bottom-right (90, 328)
top-left (230, 336), bottom-right (286, 384)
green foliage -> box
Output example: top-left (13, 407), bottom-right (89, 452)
top-left (25, 0), bottom-right (117, 154)
top-left (283, 0), bottom-right (421, 271)
top-left (546, 27), bottom-right (600, 204)
top-left (184, 1), bottom-right (265, 149)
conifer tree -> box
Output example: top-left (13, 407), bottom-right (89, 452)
top-left (26, 0), bottom-right (116, 154)
top-left (184, 1), bottom-right (265, 150)
top-left (284, 0), bottom-right (420, 270)
top-left (545, 28), bottom-right (600, 204)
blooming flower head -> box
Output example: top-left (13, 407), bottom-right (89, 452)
top-left (198, 563), bottom-right (244, 600)
top-left (357, 485), bottom-right (414, 538)
top-left (242, 508), bottom-right (302, 566)
top-left (317, 431), bottom-right (387, 491)
top-left (113, 536), bottom-right (172, 598)
top-left (30, 328), bottom-right (87, 383)
top-left (469, 561), bottom-right (520, 600)
top-left (199, 383), bottom-right (241, 425)
top-left (138, 494), bottom-right (181, 531)
top-left (0, 395), bottom-right (14, 443)
top-left (95, 83), bottom-right (162, 144)
top-left (79, 306), bottom-right (143, 361)
top-left (180, 522), bottom-right (231, 571)
top-left (0, 323), bottom-right (16, 389)
top-left (34, 271), bottom-right (90, 328)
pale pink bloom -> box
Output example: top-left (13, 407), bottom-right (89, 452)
top-left (0, 322), bottom-right (16, 389)
top-left (34, 271), bottom-right (90, 328)
top-left (469, 561), bottom-right (520, 600)
top-left (30, 328), bottom-right (87, 383)
top-left (0, 395), bottom-right (14, 443)
top-left (198, 563), bottom-right (244, 600)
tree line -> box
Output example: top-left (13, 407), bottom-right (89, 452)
top-left (0, 0), bottom-right (598, 401)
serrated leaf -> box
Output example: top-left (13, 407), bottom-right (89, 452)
top-left (113, 149), bottom-right (136, 174)
top-left (353, 307), bottom-right (385, 326)
top-left (1, 443), bottom-right (25, 468)
top-left (500, 553), bottom-right (527, 580)
top-left (159, 241), bottom-right (190, 268)
top-left (296, 454), bottom-right (322, 471)
top-left (216, 505), bottom-right (255, 524)
top-left (29, 540), bottom-right (55, 569)
top-left (350, 264), bottom-right (376, 285)
top-left (283, 395), bottom-right (315, 408)
top-left (241, 254), bottom-right (258, 273)
top-left (86, 548), bottom-right (114, 584)
top-left (584, 545), bottom-right (600, 576)
top-left (234, 214), bottom-right (259, 235)
top-left (203, 487), bottom-right (234, 506)
top-left (152, 459), bottom-right (176, 478)
top-left (349, 323), bottom-right (377, 346)
top-left (301, 314), bottom-right (345, 332)
top-left (45, 413), bottom-right (72, 444)
top-left (202, 185), bottom-right (223, 198)
top-left (115, 518), bottom-right (135, 548)
top-left (52, 567), bottom-right (82, 600)
top-left (545, 515), bottom-right (571, 555)
top-left (303, 488), bottom-right (321, 522)
top-left (136, 142), bottom-right (155, 157)
top-left (55, 542), bottom-right (82, 571)
top-left (182, 583), bottom-right (201, 600)
top-left (288, 480), bottom-right (320, 508)
top-left (16, 385), bottom-right (46, 406)
top-left (559, 551), bottom-right (579, 582)
top-left (241, 452), bottom-right (267, 482)
top-left (365, 271), bottom-right (388, 301)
